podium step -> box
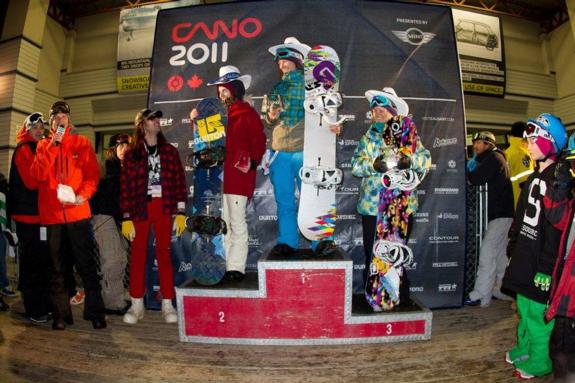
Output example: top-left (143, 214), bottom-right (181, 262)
top-left (176, 250), bottom-right (432, 345)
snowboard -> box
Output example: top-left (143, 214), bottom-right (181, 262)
top-left (188, 97), bottom-right (227, 285)
top-left (297, 45), bottom-right (345, 241)
top-left (365, 115), bottom-right (429, 311)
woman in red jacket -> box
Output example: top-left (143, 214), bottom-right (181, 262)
top-left (205, 65), bottom-right (266, 281)
top-left (120, 109), bottom-right (187, 324)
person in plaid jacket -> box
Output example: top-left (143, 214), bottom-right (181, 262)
top-left (263, 37), bottom-right (341, 257)
top-left (120, 108), bottom-right (187, 325)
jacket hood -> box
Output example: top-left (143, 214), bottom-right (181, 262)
top-left (228, 100), bottom-right (255, 118)
top-left (16, 126), bottom-right (37, 144)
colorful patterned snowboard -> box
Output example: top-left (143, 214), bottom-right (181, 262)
top-left (189, 97), bottom-right (227, 285)
top-left (297, 45), bottom-right (344, 241)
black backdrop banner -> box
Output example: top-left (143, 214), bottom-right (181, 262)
top-left (147, 0), bottom-right (467, 309)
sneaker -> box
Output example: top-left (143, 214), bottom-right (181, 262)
top-left (269, 244), bottom-right (296, 257)
top-left (513, 368), bottom-right (535, 380)
top-left (3, 229), bottom-right (18, 247)
top-left (505, 351), bottom-right (529, 365)
top-left (314, 240), bottom-right (341, 257)
top-left (223, 271), bottom-right (245, 282)
top-left (70, 290), bottom-right (85, 305)
top-left (464, 297), bottom-right (481, 306)
top-left (1, 287), bottom-right (16, 297)
top-left (27, 314), bottom-right (51, 324)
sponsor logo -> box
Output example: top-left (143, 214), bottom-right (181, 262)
top-left (188, 140), bottom-right (194, 149)
top-left (429, 235), bottom-right (460, 244)
top-left (258, 215), bottom-right (277, 221)
top-left (182, 117), bottom-right (192, 124)
top-left (448, 160), bottom-right (456, 169)
top-left (433, 137), bottom-right (458, 148)
top-left (430, 163), bottom-right (437, 171)
top-left (415, 211), bottom-right (429, 223)
top-left (178, 261), bottom-right (192, 272)
top-left (353, 238), bottom-right (364, 246)
top-left (404, 262), bottom-right (418, 271)
top-left (172, 18), bottom-right (263, 43)
top-left (248, 236), bottom-right (260, 247)
top-left (170, 142), bottom-right (179, 148)
top-left (253, 188), bottom-right (274, 196)
top-left (410, 286), bottom-right (424, 292)
top-left (338, 186), bottom-right (359, 195)
top-left (392, 28), bottom-right (436, 46)
top-left (422, 116), bottom-right (455, 122)
top-left (408, 238), bottom-right (417, 245)
top-left (417, 189), bottom-right (426, 195)
top-left (338, 139), bottom-right (359, 147)
top-left (438, 283), bottom-right (457, 292)
top-left (160, 118), bottom-right (173, 127)
top-left (336, 214), bottom-right (356, 220)
top-left (339, 162), bottom-right (352, 169)
top-left (437, 212), bottom-right (459, 220)
top-left (434, 187), bottom-right (459, 195)
top-left (432, 262), bottom-right (459, 268)
top-left (353, 264), bottom-right (366, 270)
top-left (522, 155), bottom-right (531, 168)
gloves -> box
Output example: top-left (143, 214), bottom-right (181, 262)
top-left (533, 272), bottom-right (551, 292)
top-left (467, 154), bottom-right (477, 172)
top-left (550, 160), bottom-right (573, 201)
top-left (250, 159), bottom-right (258, 171)
top-left (373, 155), bottom-right (388, 173)
top-left (397, 155), bottom-right (411, 170)
top-left (121, 220), bottom-right (136, 242)
top-left (173, 214), bottom-right (186, 237)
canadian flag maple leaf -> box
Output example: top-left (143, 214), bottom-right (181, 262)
top-left (187, 74), bottom-right (203, 89)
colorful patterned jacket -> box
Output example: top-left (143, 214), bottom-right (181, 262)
top-left (120, 141), bottom-right (187, 221)
top-left (543, 193), bottom-right (575, 320)
top-left (265, 69), bottom-right (305, 152)
top-left (351, 119), bottom-right (431, 216)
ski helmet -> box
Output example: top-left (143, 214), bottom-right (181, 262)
top-left (472, 131), bottom-right (496, 146)
top-left (524, 113), bottom-right (567, 154)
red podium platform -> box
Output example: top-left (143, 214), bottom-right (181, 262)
top-left (176, 252), bottom-right (432, 345)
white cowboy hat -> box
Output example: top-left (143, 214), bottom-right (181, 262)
top-left (207, 65), bottom-right (251, 90)
top-left (268, 37), bottom-right (311, 62)
top-left (365, 87), bottom-right (409, 116)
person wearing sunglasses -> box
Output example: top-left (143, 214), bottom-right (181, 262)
top-left (502, 113), bottom-right (567, 379)
top-left (89, 134), bottom-right (132, 314)
top-left (120, 109), bottom-right (187, 325)
top-left (351, 87), bottom-right (431, 310)
top-left (465, 131), bottom-right (515, 308)
top-left (30, 101), bottom-right (107, 330)
top-left (264, 37), bottom-right (342, 258)
top-left (6, 112), bottom-right (54, 323)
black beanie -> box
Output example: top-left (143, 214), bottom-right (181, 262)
top-left (510, 121), bottom-right (527, 137)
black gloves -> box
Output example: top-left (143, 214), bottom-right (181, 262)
top-left (549, 160), bottom-right (573, 201)
top-left (373, 155), bottom-right (388, 173)
top-left (397, 155), bottom-right (411, 170)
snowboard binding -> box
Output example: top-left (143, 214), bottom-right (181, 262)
top-left (372, 239), bottom-right (414, 269)
top-left (381, 169), bottom-right (421, 191)
top-left (185, 215), bottom-right (228, 236)
top-left (303, 90), bottom-right (349, 126)
top-left (299, 166), bottom-right (343, 189)
top-left (193, 146), bottom-right (226, 168)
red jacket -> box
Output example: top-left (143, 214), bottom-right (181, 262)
top-left (223, 100), bottom-right (266, 198)
top-left (544, 194), bottom-right (575, 320)
top-left (120, 141), bottom-right (187, 221)
top-left (30, 126), bottom-right (100, 224)
top-left (9, 127), bottom-right (40, 223)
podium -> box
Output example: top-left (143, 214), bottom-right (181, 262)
top-left (176, 251), bottom-right (432, 345)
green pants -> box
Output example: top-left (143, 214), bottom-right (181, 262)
top-left (508, 293), bottom-right (554, 377)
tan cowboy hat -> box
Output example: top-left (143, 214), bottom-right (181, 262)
top-left (268, 37), bottom-right (311, 62)
top-left (365, 87), bottom-right (409, 116)
top-left (207, 65), bottom-right (251, 90)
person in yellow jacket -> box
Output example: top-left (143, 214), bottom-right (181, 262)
top-left (505, 121), bottom-right (534, 207)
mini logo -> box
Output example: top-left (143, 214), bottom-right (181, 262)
top-left (353, 238), bottom-right (364, 246)
top-left (415, 212), bottom-right (429, 223)
top-left (438, 283), bottom-right (457, 292)
top-left (404, 262), bottom-right (418, 271)
top-left (434, 188), bottom-right (459, 195)
top-left (339, 163), bottom-right (352, 168)
top-left (338, 139), bottom-right (359, 147)
top-left (522, 155), bottom-right (531, 168)
top-left (253, 188), bottom-right (273, 196)
top-left (448, 160), bottom-right (456, 168)
top-left (429, 235), bottom-right (460, 244)
top-left (178, 262), bottom-right (192, 272)
top-left (408, 238), bottom-right (417, 244)
top-left (248, 236), bottom-right (261, 247)
top-left (430, 164), bottom-right (437, 171)
top-left (392, 28), bottom-right (436, 46)
top-left (433, 137), bottom-right (458, 148)
top-left (336, 214), bottom-right (356, 220)
top-left (410, 286), bottom-right (424, 292)
top-left (417, 189), bottom-right (426, 195)
top-left (338, 186), bottom-right (359, 194)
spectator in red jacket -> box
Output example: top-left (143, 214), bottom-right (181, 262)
top-left (203, 65), bottom-right (266, 281)
top-left (7, 113), bottom-right (52, 323)
top-left (30, 101), bottom-right (106, 330)
top-left (120, 108), bottom-right (187, 325)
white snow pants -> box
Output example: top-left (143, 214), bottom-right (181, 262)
top-left (222, 194), bottom-right (249, 273)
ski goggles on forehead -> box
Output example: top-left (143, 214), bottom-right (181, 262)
top-left (25, 112), bottom-right (44, 127)
top-left (274, 47), bottom-right (303, 62)
top-left (370, 95), bottom-right (391, 109)
top-left (524, 122), bottom-right (555, 143)
top-left (472, 132), bottom-right (491, 142)
top-left (50, 101), bottom-right (70, 115)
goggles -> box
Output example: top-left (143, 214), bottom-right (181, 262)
top-left (274, 47), bottom-right (303, 62)
top-left (524, 122), bottom-right (555, 144)
top-left (25, 112), bottom-right (45, 127)
top-left (370, 95), bottom-right (391, 109)
top-left (472, 132), bottom-right (493, 142)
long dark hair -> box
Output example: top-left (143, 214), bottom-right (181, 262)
top-left (131, 120), bottom-right (167, 159)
